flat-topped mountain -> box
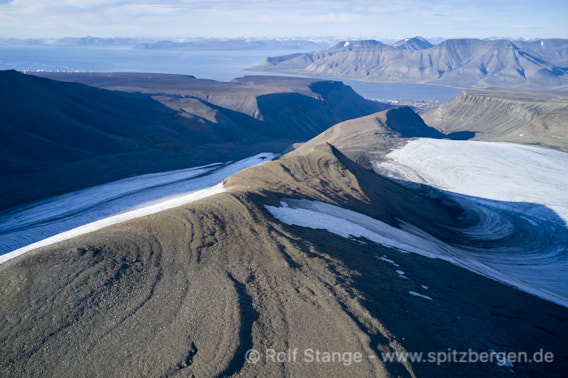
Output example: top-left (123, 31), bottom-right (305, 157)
top-left (1, 71), bottom-right (387, 211)
top-left (250, 38), bottom-right (568, 89)
top-left (31, 72), bottom-right (388, 135)
top-left (422, 86), bottom-right (568, 151)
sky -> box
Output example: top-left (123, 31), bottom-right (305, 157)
top-left (0, 0), bottom-right (567, 40)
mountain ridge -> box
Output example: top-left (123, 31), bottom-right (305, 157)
top-left (250, 37), bottom-right (568, 89)
top-left (288, 107), bottom-right (474, 166)
top-left (1, 142), bottom-right (567, 376)
top-left (1, 70), bottom-right (387, 211)
top-left (421, 86), bottom-right (568, 151)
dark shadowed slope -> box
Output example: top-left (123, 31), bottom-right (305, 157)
top-left (1, 71), bottom-right (388, 211)
top-left (0, 70), bottom-right (259, 211)
top-left (250, 38), bottom-right (568, 89)
top-left (422, 87), bottom-right (568, 151)
top-left (30, 72), bottom-right (390, 135)
top-left (1, 144), bottom-right (567, 377)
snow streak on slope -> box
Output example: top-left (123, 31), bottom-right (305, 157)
top-left (371, 139), bottom-right (568, 306)
top-left (267, 140), bottom-right (568, 307)
top-left (266, 198), bottom-right (568, 308)
top-left (0, 184), bottom-right (226, 265)
top-left (0, 153), bottom-right (276, 261)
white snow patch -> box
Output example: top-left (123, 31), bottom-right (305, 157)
top-left (396, 270), bottom-right (407, 279)
top-left (265, 199), bottom-right (459, 260)
top-left (409, 291), bottom-right (432, 300)
top-left (344, 41), bottom-right (350, 47)
top-left (0, 152), bottom-right (277, 264)
top-left (373, 139), bottom-right (568, 222)
top-left (489, 349), bottom-right (514, 371)
top-left (0, 184), bottom-right (225, 265)
top-left (377, 255), bottom-right (399, 267)
top-left (266, 198), bottom-right (568, 308)
top-left (421, 285), bottom-right (429, 290)
top-left (372, 138), bottom-right (568, 308)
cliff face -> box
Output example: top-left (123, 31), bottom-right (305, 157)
top-left (421, 87), bottom-right (568, 151)
top-left (250, 38), bottom-right (568, 89)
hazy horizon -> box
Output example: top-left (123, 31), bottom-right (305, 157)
top-left (1, 0), bottom-right (566, 40)
top-left (1, 35), bottom-right (564, 44)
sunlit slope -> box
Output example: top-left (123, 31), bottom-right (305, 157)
top-left (289, 106), bottom-right (472, 165)
top-left (250, 38), bottom-right (568, 88)
top-left (422, 87), bottom-right (568, 151)
top-left (1, 144), bottom-right (566, 377)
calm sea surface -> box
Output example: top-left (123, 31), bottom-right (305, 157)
top-left (0, 45), bottom-right (461, 101)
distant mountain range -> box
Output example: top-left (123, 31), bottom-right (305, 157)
top-left (250, 37), bottom-right (568, 89)
top-left (0, 37), bottom-right (336, 50)
top-left (134, 38), bottom-right (333, 51)
top-left (0, 37), bottom-right (145, 47)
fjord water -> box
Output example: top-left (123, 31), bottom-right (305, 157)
top-left (0, 45), bottom-right (461, 100)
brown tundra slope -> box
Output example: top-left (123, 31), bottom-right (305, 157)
top-left (421, 87), bottom-right (568, 151)
top-left (1, 143), bottom-right (567, 377)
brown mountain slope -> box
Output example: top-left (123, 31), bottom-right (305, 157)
top-left (0, 71), bottom-right (387, 211)
top-left (1, 144), bottom-right (566, 377)
top-left (289, 107), bottom-right (473, 166)
top-left (422, 87), bottom-right (568, 151)
top-left (30, 72), bottom-right (390, 138)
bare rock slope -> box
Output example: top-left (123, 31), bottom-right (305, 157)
top-left (289, 106), bottom-right (473, 165)
top-left (422, 87), bottom-right (568, 151)
top-left (250, 38), bottom-right (568, 89)
top-left (1, 144), bottom-right (567, 377)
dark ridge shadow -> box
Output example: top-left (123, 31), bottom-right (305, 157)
top-left (385, 106), bottom-right (475, 140)
top-left (264, 174), bottom-right (568, 376)
top-left (217, 273), bottom-right (260, 377)
top-left (385, 106), bottom-right (447, 138)
top-left (379, 176), bottom-right (568, 252)
top-left (445, 130), bottom-right (476, 140)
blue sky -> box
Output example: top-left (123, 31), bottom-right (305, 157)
top-left (0, 0), bottom-right (566, 39)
